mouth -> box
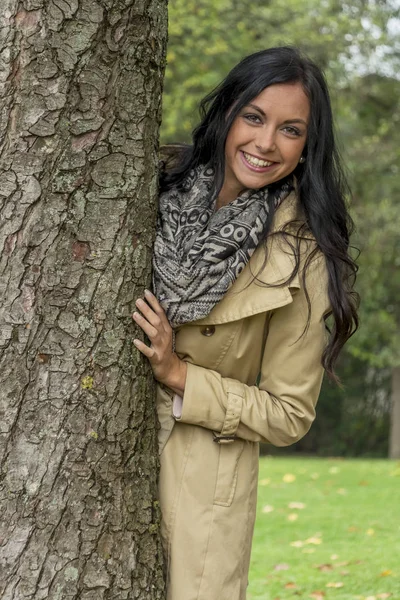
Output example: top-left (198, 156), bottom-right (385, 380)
top-left (241, 151), bottom-right (278, 172)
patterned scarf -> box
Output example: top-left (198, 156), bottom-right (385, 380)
top-left (152, 164), bottom-right (293, 326)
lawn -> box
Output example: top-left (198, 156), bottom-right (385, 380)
top-left (248, 457), bottom-right (400, 600)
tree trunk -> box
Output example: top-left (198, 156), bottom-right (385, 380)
top-left (0, 0), bottom-right (167, 597)
top-left (389, 366), bottom-right (400, 459)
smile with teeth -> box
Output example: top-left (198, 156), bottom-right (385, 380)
top-left (242, 151), bottom-right (274, 168)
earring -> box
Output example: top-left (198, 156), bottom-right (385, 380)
top-left (299, 156), bottom-right (306, 164)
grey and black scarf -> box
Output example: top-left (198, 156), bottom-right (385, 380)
top-left (152, 165), bottom-right (293, 326)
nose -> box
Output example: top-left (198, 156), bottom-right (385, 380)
top-left (255, 128), bottom-right (277, 153)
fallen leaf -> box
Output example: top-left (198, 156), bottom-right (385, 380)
top-left (305, 536), bottom-right (322, 545)
top-left (302, 548), bottom-right (316, 554)
top-left (274, 563), bottom-right (290, 571)
top-left (283, 473), bottom-right (296, 483)
top-left (337, 488), bottom-right (347, 494)
top-left (288, 502), bottom-right (306, 509)
top-left (288, 513), bottom-right (298, 521)
top-left (284, 582), bottom-right (297, 589)
top-left (336, 561), bottom-right (350, 567)
top-left (315, 564), bottom-right (333, 572)
top-left (348, 526), bottom-right (359, 532)
top-left (377, 594), bottom-right (392, 598)
top-left (340, 570), bottom-right (350, 576)
top-left (380, 570), bottom-right (392, 577)
top-left (326, 582), bottom-right (344, 588)
top-left (365, 596), bottom-right (377, 600)
top-left (330, 554), bottom-right (339, 560)
top-left (259, 478), bottom-right (271, 486)
top-left (366, 528), bottom-right (375, 536)
top-left (310, 472), bottom-right (320, 480)
top-left (358, 480), bottom-right (370, 486)
top-left (290, 540), bottom-right (304, 547)
top-left (262, 505), bottom-right (274, 513)
top-left (309, 592), bottom-right (326, 600)
top-left (329, 466), bottom-right (339, 474)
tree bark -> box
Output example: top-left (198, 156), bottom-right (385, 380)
top-left (0, 0), bottom-right (167, 597)
top-left (389, 366), bottom-right (400, 459)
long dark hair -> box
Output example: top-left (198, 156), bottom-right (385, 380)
top-left (161, 46), bottom-right (359, 381)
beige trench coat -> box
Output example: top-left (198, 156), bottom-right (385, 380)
top-left (156, 193), bottom-right (330, 600)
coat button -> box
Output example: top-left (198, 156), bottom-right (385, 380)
top-left (201, 325), bottom-right (215, 337)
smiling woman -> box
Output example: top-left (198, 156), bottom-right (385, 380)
top-left (133, 47), bottom-right (359, 600)
top-left (221, 82), bottom-right (309, 207)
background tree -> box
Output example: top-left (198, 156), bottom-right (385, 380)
top-left (0, 0), bottom-right (167, 597)
top-left (341, 73), bottom-right (400, 458)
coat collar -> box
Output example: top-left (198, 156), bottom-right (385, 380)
top-left (191, 192), bottom-right (308, 326)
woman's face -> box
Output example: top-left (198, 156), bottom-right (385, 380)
top-left (222, 82), bottom-right (310, 201)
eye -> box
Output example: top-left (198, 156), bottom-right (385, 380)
top-left (282, 125), bottom-right (302, 136)
top-left (243, 113), bottom-right (262, 124)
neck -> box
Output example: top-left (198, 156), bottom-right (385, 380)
top-left (216, 182), bottom-right (246, 210)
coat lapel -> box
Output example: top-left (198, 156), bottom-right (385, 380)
top-left (193, 193), bottom-right (305, 325)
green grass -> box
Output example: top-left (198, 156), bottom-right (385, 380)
top-left (248, 457), bottom-right (400, 600)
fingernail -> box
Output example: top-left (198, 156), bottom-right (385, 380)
top-left (144, 289), bottom-right (152, 296)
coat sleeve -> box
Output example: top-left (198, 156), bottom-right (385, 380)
top-left (173, 255), bottom-right (330, 446)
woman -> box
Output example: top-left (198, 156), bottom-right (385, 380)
top-left (132, 47), bottom-right (358, 600)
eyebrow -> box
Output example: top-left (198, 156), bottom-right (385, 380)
top-left (246, 103), bottom-right (308, 126)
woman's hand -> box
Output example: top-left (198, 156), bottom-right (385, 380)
top-left (132, 289), bottom-right (187, 395)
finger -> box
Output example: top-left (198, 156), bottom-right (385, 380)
top-left (144, 289), bottom-right (166, 317)
top-left (133, 338), bottom-right (155, 358)
top-left (143, 290), bottom-right (172, 331)
top-left (132, 312), bottom-right (158, 339)
top-left (135, 298), bottom-right (162, 329)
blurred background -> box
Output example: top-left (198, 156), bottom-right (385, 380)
top-left (160, 0), bottom-right (400, 458)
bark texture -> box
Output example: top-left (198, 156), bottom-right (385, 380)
top-left (389, 366), bottom-right (400, 459)
top-left (0, 0), bottom-right (167, 597)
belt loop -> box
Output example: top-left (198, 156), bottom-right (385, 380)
top-left (213, 432), bottom-right (236, 444)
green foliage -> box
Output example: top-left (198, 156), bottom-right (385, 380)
top-left (162, 0), bottom-right (399, 142)
top-left (297, 355), bottom-right (391, 457)
top-left (339, 74), bottom-right (400, 369)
